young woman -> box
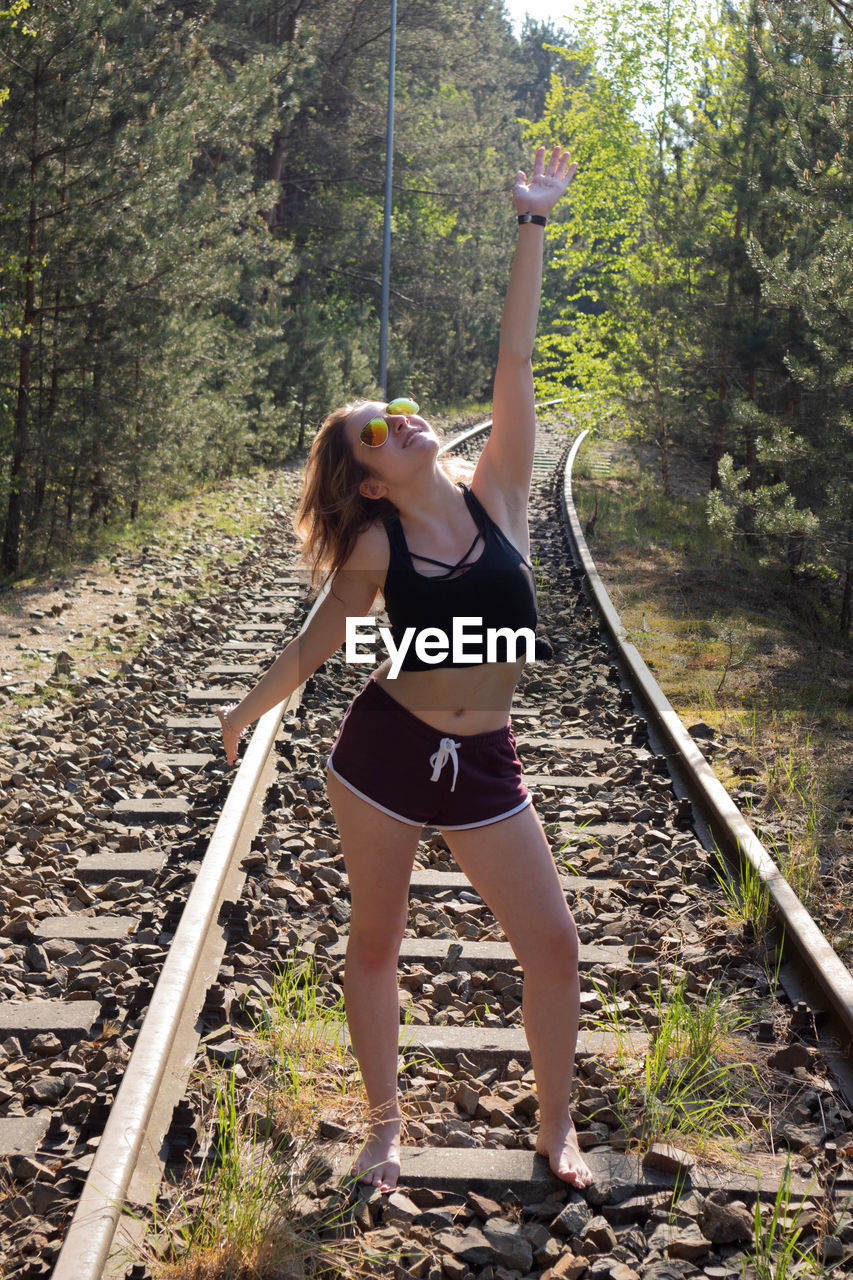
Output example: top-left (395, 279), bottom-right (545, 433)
top-left (217, 145), bottom-right (592, 1193)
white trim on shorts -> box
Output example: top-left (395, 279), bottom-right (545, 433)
top-left (325, 755), bottom-right (531, 831)
top-left (326, 756), bottom-right (423, 827)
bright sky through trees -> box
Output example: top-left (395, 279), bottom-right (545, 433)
top-left (503, 1), bottom-right (574, 33)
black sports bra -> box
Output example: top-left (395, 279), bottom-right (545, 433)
top-left (380, 484), bottom-right (539, 671)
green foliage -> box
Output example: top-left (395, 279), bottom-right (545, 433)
top-left (530, 0), bottom-right (719, 491)
top-left (140, 1065), bottom-right (354, 1277)
top-left (744, 1167), bottom-right (832, 1279)
top-left (538, 0), bottom-right (853, 632)
top-left (3, 0), bottom-right (851, 637)
top-left (596, 970), bottom-right (760, 1151)
top-left (0, 0), bottom-right (576, 576)
top-left (712, 849), bottom-right (772, 937)
top-left (0, 0), bottom-right (298, 573)
top-left (707, 454), bottom-right (819, 552)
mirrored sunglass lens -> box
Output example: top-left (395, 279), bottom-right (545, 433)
top-left (386, 397), bottom-right (419, 415)
top-left (360, 418), bottom-right (388, 447)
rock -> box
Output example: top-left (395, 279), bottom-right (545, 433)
top-left (521, 1222), bottom-right (551, 1250)
top-left (25, 943), bottom-right (50, 973)
top-left (482, 1218), bottom-right (534, 1272)
top-left (768, 1043), bottom-right (813, 1072)
top-left (642, 1144), bottom-right (695, 1175)
top-left (454, 1082), bottom-right (480, 1116)
top-left (662, 1223), bottom-right (711, 1260)
top-left (642, 1263), bottom-right (692, 1280)
top-left (511, 1089), bottom-right (540, 1119)
top-left (534, 1236), bottom-right (563, 1268)
top-left (551, 1199), bottom-right (592, 1238)
top-left (445, 1127), bottom-right (481, 1148)
top-left (407, 1187), bottom-right (445, 1209)
top-left (580, 1215), bottom-right (617, 1254)
top-left (435, 1227), bottom-right (493, 1266)
top-left (476, 1094), bottom-right (515, 1124)
top-left (487, 1107), bottom-right (517, 1129)
top-left (383, 1191), bottom-right (421, 1224)
top-left (26, 1075), bottom-right (67, 1105)
top-left (29, 1032), bottom-right (62, 1058)
top-left (585, 1262), bottom-right (631, 1280)
top-left (602, 1193), bottom-right (671, 1225)
top-left (585, 1172), bottom-right (640, 1208)
top-left (608, 1265), bottom-right (639, 1280)
top-left (13, 1155), bottom-right (57, 1183)
top-left (696, 1193), bottom-right (754, 1245)
top-left (441, 1257), bottom-right (469, 1280)
top-left (773, 1121), bottom-right (829, 1152)
top-left (467, 1191), bottom-right (503, 1219)
top-left (541, 1254), bottom-right (588, 1280)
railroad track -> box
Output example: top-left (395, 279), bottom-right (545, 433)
top-left (2, 414), bottom-right (853, 1279)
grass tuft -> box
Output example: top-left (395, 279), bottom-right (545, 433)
top-left (138, 1068), bottom-right (358, 1280)
top-left (595, 970), bottom-right (763, 1157)
top-left (248, 955), bottom-right (363, 1143)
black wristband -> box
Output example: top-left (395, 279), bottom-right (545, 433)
top-left (517, 213), bottom-right (547, 227)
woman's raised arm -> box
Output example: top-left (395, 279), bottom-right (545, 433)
top-left (475, 145), bottom-right (577, 506)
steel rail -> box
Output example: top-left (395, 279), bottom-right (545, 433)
top-left (51, 695), bottom-right (298, 1279)
top-left (562, 428), bottom-right (853, 1049)
top-left (52, 401), bottom-right (549, 1279)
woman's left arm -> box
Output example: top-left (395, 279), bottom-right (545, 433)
top-left (475, 146), bottom-right (577, 510)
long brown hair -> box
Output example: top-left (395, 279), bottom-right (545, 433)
top-left (294, 403), bottom-right (393, 591)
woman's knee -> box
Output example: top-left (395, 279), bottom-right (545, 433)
top-left (346, 915), bottom-right (408, 970)
top-left (516, 913), bottom-right (579, 977)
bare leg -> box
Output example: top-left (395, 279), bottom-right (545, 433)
top-left (442, 804), bottom-right (593, 1188)
top-left (326, 768), bottom-right (421, 1191)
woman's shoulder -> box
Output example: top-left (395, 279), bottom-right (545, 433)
top-left (341, 516), bottom-right (391, 587)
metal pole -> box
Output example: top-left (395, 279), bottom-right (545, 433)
top-left (378, 0), bottom-right (397, 398)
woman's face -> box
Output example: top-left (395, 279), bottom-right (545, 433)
top-left (345, 401), bottom-right (438, 481)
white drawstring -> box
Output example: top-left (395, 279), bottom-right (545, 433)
top-left (429, 737), bottom-right (461, 792)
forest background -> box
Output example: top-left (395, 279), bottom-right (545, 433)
top-left (0, 0), bottom-right (851, 641)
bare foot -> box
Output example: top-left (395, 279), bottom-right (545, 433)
top-left (537, 1118), bottom-right (594, 1189)
top-left (352, 1115), bottom-right (401, 1192)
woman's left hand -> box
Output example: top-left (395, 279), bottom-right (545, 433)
top-left (513, 144), bottom-right (578, 218)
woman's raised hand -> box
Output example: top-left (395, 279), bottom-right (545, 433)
top-left (513, 144), bottom-right (577, 218)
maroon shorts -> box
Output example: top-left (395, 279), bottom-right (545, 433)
top-left (326, 677), bottom-right (531, 830)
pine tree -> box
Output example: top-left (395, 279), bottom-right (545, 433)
top-left (0, 0), bottom-right (293, 573)
top-left (742, 1), bottom-right (853, 631)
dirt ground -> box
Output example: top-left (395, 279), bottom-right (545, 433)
top-left (0, 467), bottom-right (302, 714)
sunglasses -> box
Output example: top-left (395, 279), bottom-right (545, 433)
top-left (359, 397), bottom-right (420, 448)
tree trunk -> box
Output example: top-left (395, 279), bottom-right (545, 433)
top-left (88, 363), bottom-right (105, 523)
top-left (298, 378), bottom-right (307, 449)
top-left (130, 358), bottom-right (141, 521)
top-left (32, 325), bottom-right (61, 528)
top-left (841, 558), bottom-right (852, 635)
top-left (656, 407), bottom-right (671, 497)
top-left (711, 18), bottom-right (760, 491)
top-left (2, 64), bottom-right (41, 575)
top-left (745, 294), bottom-right (760, 492)
top-left (650, 333), bottom-right (671, 497)
top-left (65, 466), bottom-right (77, 532)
